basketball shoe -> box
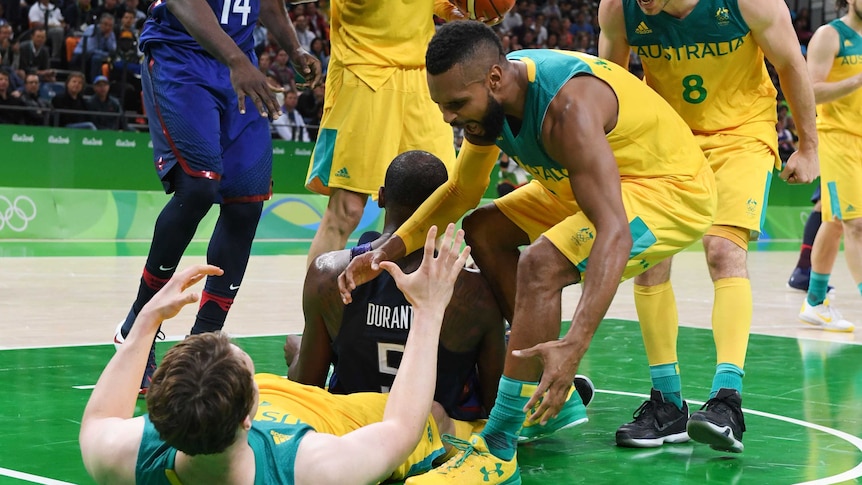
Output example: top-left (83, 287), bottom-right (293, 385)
top-left (113, 320), bottom-right (162, 395)
top-left (518, 383), bottom-right (588, 443)
top-left (616, 388), bottom-right (690, 448)
top-left (687, 388), bottom-right (745, 453)
top-left (799, 299), bottom-right (855, 332)
top-left (404, 434), bottom-right (520, 485)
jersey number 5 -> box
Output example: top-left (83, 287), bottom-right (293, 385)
top-left (682, 74), bottom-right (707, 104)
top-left (377, 342), bottom-right (406, 393)
top-left (220, 0), bottom-right (251, 26)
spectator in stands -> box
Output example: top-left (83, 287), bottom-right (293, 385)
top-left (308, 37), bottom-right (328, 76)
top-left (51, 71), bottom-right (96, 129)
top-left (73, 13), bottom-right (117, 81)
top-left (305, 2), bottom-right (329, 40)
top-left (113, 11), bottom-right (141, 77)
top-left (94, 0), bottom-right (123, 24)
top-left (0, 24), bottom-right (15, 69)
top-left (0, 68), bottom-right (25, 124)
top-left (270, 48), bottom-right (296, 87)
top-left (64, 0), bottom-right (98, 34)
top-left (17, 28), bottom-right (54, 82)
top-left (296, 80), bottom-right (324, 139)
top-left (570, 11), bottom-right (595, 37)
top-left (18, 72), bottom-right (48, 125)
top-left (27, 0), bottom-right (64, 62)
top-left (272, 88), bottom-right (310, 142)
top-left (86, 74), bottom-right (124, 130)
top-left (121, 0), bottom-right (146, 23)
top-left (293, 15), bottom-right (314, 52)
top-left (500, 7), bottom-right (523, 35)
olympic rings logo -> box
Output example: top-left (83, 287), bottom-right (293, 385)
top-left (0, 195), bottom-right (37, 232)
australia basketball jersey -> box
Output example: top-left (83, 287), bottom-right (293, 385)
top-left (621, 0), bottom-right (777, 138)
top-left (816, 19), bottom-right (862, 134)
top-left (499, 49), bottom-right (706, 201)
top-left (332, 252), bottom-right (483, 420)
top-left (136, 415), bottom-right (313, 484)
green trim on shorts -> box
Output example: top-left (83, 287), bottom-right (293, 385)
top-left (827, 181), bottom-right (842, 220)
top-left (576, 216), bottom-right (657, 274)
top-left (307, 128), bottom-right (337, 188)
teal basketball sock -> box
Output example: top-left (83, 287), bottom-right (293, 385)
top-left (710, 363), bottom-right (744, 398)
top-left (481, 376), bottom-right (533, 461)
top-left (650, 362), bottom-right (682, 409)
top-left (807, 272), bottom-right (830, 306)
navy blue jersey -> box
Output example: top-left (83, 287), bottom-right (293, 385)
top-left (140, 0), bottom-right (259, 53)
top-left (329, 241), bottom-right (484, 420)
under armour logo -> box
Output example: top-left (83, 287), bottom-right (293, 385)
top-left (480, 463), bottom-right (504, 481)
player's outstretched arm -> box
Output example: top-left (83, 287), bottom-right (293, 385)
top-left (597, 0), bottom-right (632, 68)
top-left (294, 225), bottom-right (469, 485)
top-left (260, 0), bottom-right (321, 88)
top-left (741, 0), bottom-right (819, 184)
top-left (80, 265), bottom-right (223, 484)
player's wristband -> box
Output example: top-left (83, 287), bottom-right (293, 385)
top-left (349, 242), bottom-right (372, 261)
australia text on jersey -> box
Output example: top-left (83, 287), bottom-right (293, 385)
top-left (635, 36), bottom-right (746, 62)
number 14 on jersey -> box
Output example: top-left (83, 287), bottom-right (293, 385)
top-left (221, 0), bottom-right (251, 26)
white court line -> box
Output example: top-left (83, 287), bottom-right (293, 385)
top-left (0, 467), bottom-right (76, 485)
top-left (602, 389), bottom-right (862, 485)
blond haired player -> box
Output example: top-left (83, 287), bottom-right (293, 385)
top-left (798, 0), bottom-right (862, 332)
top-left (599, 0), bottom-right (818, 453)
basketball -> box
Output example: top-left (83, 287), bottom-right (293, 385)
top-left (451, 0), bottom-right (515, 24)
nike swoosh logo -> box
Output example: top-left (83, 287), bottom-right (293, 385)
top-left (229, 284), bottom-right (240, 290)
top-left (159, 265), bottom-right (176, 271)
top-left (816, 313), bottom-right (832, 323)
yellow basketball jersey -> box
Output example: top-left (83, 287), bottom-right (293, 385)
top-left (622, 0), bottom-right (777, 142)
top-left (329, 0), bottom-right (455, 89)
top-left (817, 19), bottom-right (862, 135)
top-left (500, 50), bottom-right (707, 201)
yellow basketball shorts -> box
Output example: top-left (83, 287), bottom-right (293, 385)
top-left (253, 373), bottom-right (444, 480)
top-left (305, 62), bottom-right (456, 197)
top-left (697, 132), bottom-right (776, 238)
top-left (494, 164), bottom-right (716, 281)
top-left (818, 130), bottom-right (862, 222)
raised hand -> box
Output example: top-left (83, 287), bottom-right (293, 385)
top-left (139, 265), bottom-right (224, 325)
top-left (379, 224), bottom-right (470, 314)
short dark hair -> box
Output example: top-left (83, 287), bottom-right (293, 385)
top-left (147, 333), bottom-right (255, 456)
top-left (426, 21), bottom-right (505, 76)
top-left (383, 151), bottom-right (448, 212)
top-left (836, 0), bottom-right (848, 10)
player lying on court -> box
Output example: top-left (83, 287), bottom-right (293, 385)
top-left (79, 224), bottom-right (479, 485)
top-left (339, 21), bottom-right (717, 484)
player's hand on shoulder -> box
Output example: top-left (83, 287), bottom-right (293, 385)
top-left (379, 224), bottom-right (470, 312)
top-left (337, 250), bottom-right (384, 304)
top-left (229, 58), bottom-right (283, 119)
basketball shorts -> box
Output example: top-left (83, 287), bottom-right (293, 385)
top-left (818, 130), bottom-right (862, 222)
top-left (305, 61), bottom-right (456, 197)
top-left (494, 163), bottom-right (716, 282)
top-left (142, 44), bottom-right (273, 203)
top-left (254, 373), bottom-right (445, 480)
top-left (696, 132), bottom-right (776, 238)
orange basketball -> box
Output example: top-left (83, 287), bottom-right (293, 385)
top-left (451, 0), bottom-right (515, 24)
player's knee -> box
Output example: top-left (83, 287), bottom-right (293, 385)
top-left (326, 191), bottom-right (366, 228)
top-left (173, 173), bottom-right (220, 212)
top-left (221, 201), bottom-right (263, 227)
top-left (843, 218), bottom-right (862, 240)
top-left (518, 240), bottom-right (574, 290)
top-left (462, 206), bottom-right (497, 247)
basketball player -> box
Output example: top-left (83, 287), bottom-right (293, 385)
top-left (340, 22), bottom-right (717, 484)
top-left (291, 150), bottom-right (507, 422)
top-left (113, 0), bottom-right (321, 393)
top-left (304, 0), bottom-right (490, 268)
top-left (81, 225), bottom-right (477, 484)
top-left (798, 0), bottom-right (862, 332)
top-left (599, 0), bottom-right (819, 452)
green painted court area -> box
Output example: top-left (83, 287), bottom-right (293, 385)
top-left (1, 320), bottom-right (860, 484)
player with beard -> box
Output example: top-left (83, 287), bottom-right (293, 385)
top-left (338, 21), bottom-right (717, 484)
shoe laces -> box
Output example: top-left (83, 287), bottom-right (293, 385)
top-left (699, 395), bottom-right (746, 432)
top-left (818, 300), bottom-right (843, 320)
top-left (441, 434), bottom-right (484, 469)
top-left (631, 399), bottom-right (657, 422)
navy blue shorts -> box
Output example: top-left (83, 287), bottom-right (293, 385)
top-left (142, 44), bottom-right (272, 203)
top-left (811, 185), bottom-right (821, 204)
